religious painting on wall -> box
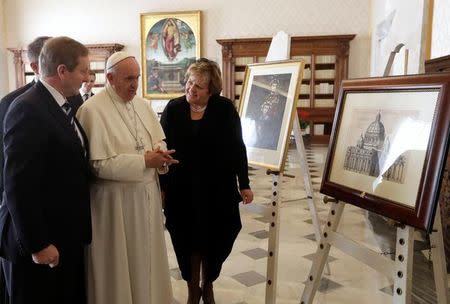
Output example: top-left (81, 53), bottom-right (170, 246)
top-left (321, 74), bottom-right (450, 232)
top-left (140, 11), bottom-right (201, 99)
top-left (239, 60), bottom-right (304, 172)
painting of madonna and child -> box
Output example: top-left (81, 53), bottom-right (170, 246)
top-left (140, 11), bottom-right (201, 99)
top-left (239, 61), bottom-right (303, 172)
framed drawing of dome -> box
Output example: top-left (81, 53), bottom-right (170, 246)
top-left (320, 73), bottom-right (450, 232)
top-left (140, 11), bottom-right (201, 99)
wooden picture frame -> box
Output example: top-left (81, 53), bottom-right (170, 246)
top-left (140, 11), bottom-right (201, 100)
top-left (321, 73), bottom-right (450, 232)
top-left (239, 60), bottom-right (304, 172)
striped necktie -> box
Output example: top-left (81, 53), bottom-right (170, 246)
top-left (61, 102), bottom-right (86, 155)
top-left (61, 102), bottom-right (75, 126)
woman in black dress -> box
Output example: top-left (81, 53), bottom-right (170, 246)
top-left (160, 58), bottom-right (253, 304)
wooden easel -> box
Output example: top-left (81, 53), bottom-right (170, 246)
top-left (300, 197), bottom-right (449, 304)
top-left (240, 31), bottom-right (330, 304)
top-left (264, 117), bottom-right (330, 303)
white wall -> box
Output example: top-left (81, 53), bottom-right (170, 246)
top-left (2, 0), bottom-right (371, 96)
top-left (0, 0), bottom-right (9, 95)
top-left (431, 0), bottom-right (450, 58)
top-left (369, 0), bottom-right (431, 76)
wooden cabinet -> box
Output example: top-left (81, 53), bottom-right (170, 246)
top-left (217, 35), bottom-right (355, 144)
top-left (7, 43), bottom-right (124, 92)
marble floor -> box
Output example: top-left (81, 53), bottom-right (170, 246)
top-left (165, 143), bottom-right (450, 304)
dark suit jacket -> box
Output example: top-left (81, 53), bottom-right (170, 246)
top-left (0, 80), bottom-right (31, 304)
top-left (67, 93), bottom-right (84, 114)
top-left (0, 81), bottom-right (91, 262)
top-left (0, 81), bottom-right (35, 198)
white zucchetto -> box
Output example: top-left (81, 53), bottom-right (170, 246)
top-left (106, 51), bottom-right (135, 71)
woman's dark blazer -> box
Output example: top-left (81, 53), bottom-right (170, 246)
top-left (160, 94), bottom-right (250, 238)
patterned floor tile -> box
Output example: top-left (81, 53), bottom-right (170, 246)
top-left (232, 271), bottom-right (266, 287)
top-left (303, 277), bottom-right (343, 293)
top-left (302, 253), bottom-right (337, 263)
top-left (249, 230), bottom-right (269, 239)
top-left (303, 233), bottom-right (317, 241)
top-left (303, 218), bottom-right (325, 225)
top-left (380, 285), bottom-right (393, 296)
top-left (242, 248), bottom-right (268, 260)
top-left (254, 216), bottom-right (271, 223)
top-left (303, 207), bottom-right (327, 212)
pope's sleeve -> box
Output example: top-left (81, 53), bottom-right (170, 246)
top-left (92, 155), bottom-right (146, 182)
top-left (76, 99), bottom-right (147, 182)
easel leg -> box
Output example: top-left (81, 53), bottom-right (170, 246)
top-left (266, 174), bottom-right (282, 304)
top-left (300, 200), bottom-right (345, 304)
top-left (293, 116), bottom-right (331, 275)
top-left (393, 225), bottom-right (414, 304)
top-left (430, 205), bottom-right (450, 304)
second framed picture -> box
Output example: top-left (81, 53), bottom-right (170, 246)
top-left (239, 60), bottom-right (304, 172)
top-left (140, 11), bottom-right (201, 100)
top-left (321, 73), bottom-right (450, 232)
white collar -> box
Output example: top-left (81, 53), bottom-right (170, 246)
top-left (79, 89), bottom-right (92, 95)
top-left (106, 83), bottom-right (134, 104)
top-left (40, 79), bottom-right (66, 107)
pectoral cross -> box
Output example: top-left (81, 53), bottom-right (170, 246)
top-left (135, 137), bottom-right (145, 152)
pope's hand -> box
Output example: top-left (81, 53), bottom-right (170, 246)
top-left (32, 244), bottom-right (59, 268)
top-left (145, 149), bottom-right (179, 168)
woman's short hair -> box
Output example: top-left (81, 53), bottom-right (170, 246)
top-left (185, 58), bottom-right (222, 95)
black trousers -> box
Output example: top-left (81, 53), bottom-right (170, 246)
top-left (2, 246), bottom-right (86, 304)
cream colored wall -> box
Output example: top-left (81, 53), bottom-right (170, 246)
top-left (2, 0), bottom-right (371, 96)
top-left (0, 0), bottom-right (9, 95)
top-left (369, 0), bottom-right (432, 76)
top-left (431, 0), bottom-right (450, 58)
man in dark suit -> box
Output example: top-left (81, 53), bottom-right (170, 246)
top-left (0, 36), bottom-right (51, 304)
top-left (0, 36), bottom-right (92, 304)
top-left (0, 36), bottom-right (51, 195)
top-left (79, 70), bottom-right (96, 101)
top-left (67, 93), bottom-right (84, 114)
top-left (67, 70), bottom-right (96, 115)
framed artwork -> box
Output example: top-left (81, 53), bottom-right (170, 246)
top-left (321, 73), bottom-right (450, 232)
top-left (239, 60), bottom-right (304, 172)
top-left (140, 11), bottom-right (201, 99)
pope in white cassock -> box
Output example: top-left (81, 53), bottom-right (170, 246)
top-left (76, 51), bottom-right (178, 304)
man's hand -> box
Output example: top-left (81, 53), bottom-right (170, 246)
top-left (32, 244), bottom-right (59, 268)
top-left (144, 149), bottom-right (179, 169)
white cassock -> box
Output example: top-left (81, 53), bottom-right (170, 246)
top-left (77, 83), bottom-right (173, 304)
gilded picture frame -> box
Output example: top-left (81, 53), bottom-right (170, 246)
top-left (321, 74), bottom-right (450, 232)
top-left (140, 11), bottom-right (201, 100)
top-left (239, 60), bottom-right (304, 172)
